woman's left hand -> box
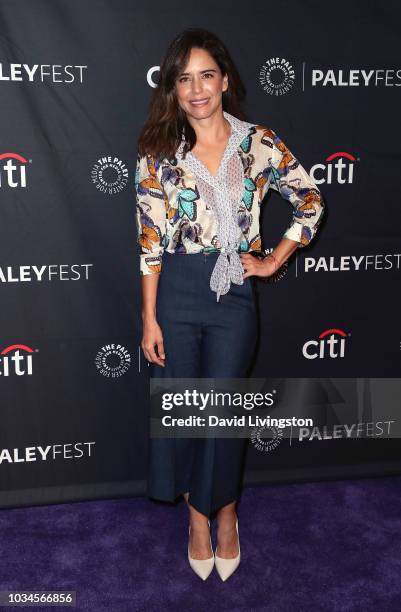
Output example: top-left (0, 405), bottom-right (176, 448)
top-left (239, 253), bottom-right (277, 280)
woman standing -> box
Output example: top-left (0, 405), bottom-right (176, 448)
top-left (135, 28), bottom-right (325, 581)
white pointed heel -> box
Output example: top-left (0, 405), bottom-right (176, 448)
top-left (188, 519), bottom-right (214, 581)
top-left (214, 519), bottom-right (241, 581)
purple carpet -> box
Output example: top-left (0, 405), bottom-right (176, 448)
top-left (1, 476), bottom-right (400, 611)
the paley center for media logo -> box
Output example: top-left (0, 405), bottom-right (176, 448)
top-left (91, 155), bottom-right (129, 195)
top-left (95, 343), bottom-right (132, 378)
top-left (259, 57), bottom-right (295, 96)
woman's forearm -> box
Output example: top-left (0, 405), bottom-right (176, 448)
top-left (141, 274), bottom-right (160, 321)
top-left (270, 238), bottom-right (300, 267)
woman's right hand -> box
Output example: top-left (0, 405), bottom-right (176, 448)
top-left (141, 316), bottom-right (166, 367)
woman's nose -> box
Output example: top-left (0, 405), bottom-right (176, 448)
top-left (191, 78), bottom-right (203, 94)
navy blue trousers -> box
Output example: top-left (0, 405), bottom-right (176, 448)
top-left (148, 251), bottom-right (258, 517)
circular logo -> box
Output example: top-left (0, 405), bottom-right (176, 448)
top-left (95, 344), bottom-right (131, 378)
top-left (250, 425), bottom-right (284, 452)
top-left (259, 58), bottom-right (295, 96)
top-left (91, 156), bottom-right (129, 194)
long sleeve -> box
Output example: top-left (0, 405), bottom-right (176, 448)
top-left (134, 153), bottom-right (168, 275)
top-left (265, 129), bottom-right (325, 248)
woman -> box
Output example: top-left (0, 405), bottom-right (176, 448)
top-left (135, 28), bottom-right (325, 581)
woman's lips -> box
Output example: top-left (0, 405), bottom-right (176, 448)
top-left (190, 98), bottom-right (209, 106)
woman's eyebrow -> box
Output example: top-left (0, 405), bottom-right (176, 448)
top-left (178, 68), bottom-right (217, 76)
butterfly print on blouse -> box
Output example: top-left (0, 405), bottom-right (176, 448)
top-left (177, 185), bottom-right (201, 222)
top-left (239, 126), bottom-right (256, 155)
top-left (136, 207), bottom-right (162, 255)
top-left (172, 220), bottom-right (206, 253)
top-left (136, 155), bottom-right (166, 202)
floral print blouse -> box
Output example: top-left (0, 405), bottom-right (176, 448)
top-left (135, 111), bottom-right (325, 276)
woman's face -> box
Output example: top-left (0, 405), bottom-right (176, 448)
top-left (175, 47), bottom-right (228, 121)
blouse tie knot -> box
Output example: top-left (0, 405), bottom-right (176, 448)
top-left (210, 246), bottom-right (244, 302)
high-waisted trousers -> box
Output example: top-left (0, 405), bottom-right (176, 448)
top-left (148, 250), bottom-right (259, 517)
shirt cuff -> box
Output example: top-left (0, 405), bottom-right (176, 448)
top-left (140, 254), bottom-right (163, 275)
top-left (282, 221), bottom-right (307, 247)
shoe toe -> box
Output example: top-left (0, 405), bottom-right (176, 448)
top-left (188, 555), bottom-right (215, 580)
top-left (214, 554), bottom-right (240, 581)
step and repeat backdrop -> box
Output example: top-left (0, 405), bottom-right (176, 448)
top-left (1, 0), bottom-right (400, 508)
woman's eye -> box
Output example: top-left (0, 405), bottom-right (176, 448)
top-left (178, 73), bottom-right (213, 83)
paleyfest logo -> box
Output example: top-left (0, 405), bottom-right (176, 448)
top-left (91, 156), bottom-right (129, 195)
top-left (259, 57), bottom-right (295, 96)
top-left (0, 63), bottom-right (87, 84)
top-left (95, 343), bottom-right (131, 378)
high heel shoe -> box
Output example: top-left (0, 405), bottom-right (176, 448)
top-left (214, 519), bottom-right (240, 581)
top-left (188, 519), bottom-right (214, 581)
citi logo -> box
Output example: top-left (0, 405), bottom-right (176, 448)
top-left (302, 328), bottom-right (349, 360)
top-left (147, 66), bottom-right (160, 88)
top-left (0, 152), bottom-right (30, 188)
top-left (310, 152), bottom-right (357, 185)
top-left (0, 344), bottom-right (36, 376)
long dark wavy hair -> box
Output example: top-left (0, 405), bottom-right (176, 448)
top-left (137, 28), bottom-right (248, 161)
